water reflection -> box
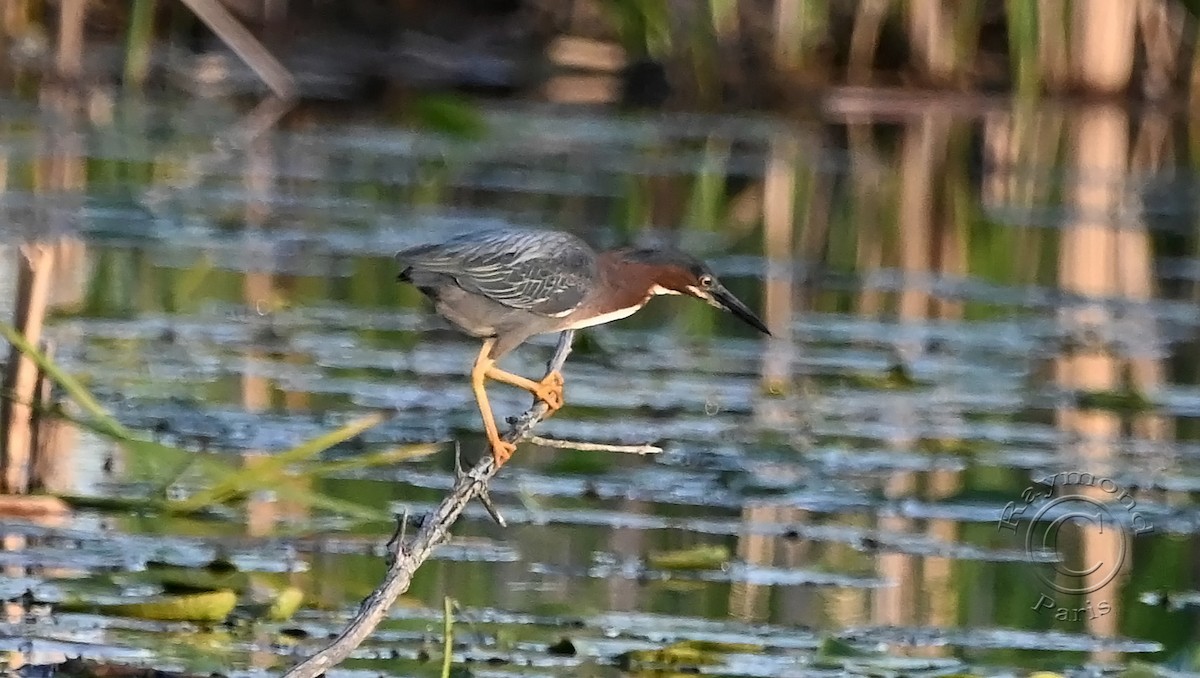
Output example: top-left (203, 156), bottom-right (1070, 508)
top-left (0, 92), bottom-right (1196, 674)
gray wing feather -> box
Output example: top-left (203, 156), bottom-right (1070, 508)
top-left (397, 229), bottom-right (597, 316)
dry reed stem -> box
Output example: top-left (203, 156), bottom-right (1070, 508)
top-left (2, 245), bottom-right (55, 494)
top-left (177, 0), bottom-right (297, 100)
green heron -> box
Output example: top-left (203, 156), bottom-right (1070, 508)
top-left (396, 228), bottom-right (770, 466)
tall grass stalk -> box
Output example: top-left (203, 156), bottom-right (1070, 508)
top-left (708, 0), bottom-right (737, 35)
top-left (124, 0), bottom-right (157, 87)
top-left (685, 136), bottom-right (729, 232)
top-left (952, 2), bottom-right (982, 82)
top-left (441, 596), bottom-right (455, 678)
top-left (774, 0), bottom-right (828, 71)
top-left (1190, 19), bottom-right (1200, 110)
top-left (605, 0), bottom-right (672, 58)
top-left (1006, 0), bottom-right (1041, 98)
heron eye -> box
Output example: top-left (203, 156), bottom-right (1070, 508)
top-left (698, 274), bottom-right (714, 289)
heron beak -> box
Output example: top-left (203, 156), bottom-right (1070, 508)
top-left (710, 284), bottom-right (771, 335)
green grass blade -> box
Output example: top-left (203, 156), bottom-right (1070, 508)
top-left (123, 0), bottom-right (158, 87)
top-left (441, 596), bottom-right (455, 678)
top-left (172, 413), bottom-right (386, 511)
top-left (1006, 0), bottom-right (1041, 98)
top-left (270, 413), bottom-right (387, 467)
top-left (256, 481), bottom-right (389, 522)
top-left (3, 321), bottom-right (391, 522)
top-left (0, 321), bottom-right (132, 438)
top-left (305, 443), bottom-right (440, 475)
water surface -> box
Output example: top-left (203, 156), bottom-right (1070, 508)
top-left (1, 92), bottom-right (1197, 676)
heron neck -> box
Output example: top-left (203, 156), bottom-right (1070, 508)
top-left (558, 253), bottom-right (659, 330)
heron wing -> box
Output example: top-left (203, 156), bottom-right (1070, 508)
top-left (397, 229), bottom-right (597, 317)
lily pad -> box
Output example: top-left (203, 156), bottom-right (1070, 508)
top-left (59, 590), bottom-right (238, 623)
top-left (647, 544), bottom-right (731, 570)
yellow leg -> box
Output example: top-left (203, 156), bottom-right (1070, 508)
top-left (485, 366), bottom-right (564, 413)
top-left (471, 339), bottom-right (516, 466)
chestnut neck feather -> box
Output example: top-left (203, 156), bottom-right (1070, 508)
top-left (557, 251), bottom-right (697, 331)
top-left (589, 252), bottom-right (661, 314)
top-left (556, 252), bottom-right (660, 331)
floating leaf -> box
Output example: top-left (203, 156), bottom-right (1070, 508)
top-left (845, 362), bottom-right (917, 390)
top-left (886, 362), bottom-right (916, 387)
top-left (1075, 389), bottom-right (1153, 414)
top-left (60, 590), bottom-right (237, 623)
top-left (231, 584), bottom-right (305, 624)
top-left (265, 587), bottom-right (304, 621)
top-left (671, 639), bottom-right (762, 653)
top-left (918, 437), bottom-right (991, 455)
top-left (412, 94), bottom-right (487, 140)
top-left (1117, 662), bottom-right (1165, 678)
top-left (647, 544), bottom-right (730, 570)
top-left (617, 640), bottom-right (730, 670)
top-left (816, 636), bottom-right (872, 659)
top-left (135, 565), bottom-right (248, 595)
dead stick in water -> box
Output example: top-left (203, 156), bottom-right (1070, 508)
top-left (280, 330), bottom-right (576, 678)
top-left (526, 435), bottom-right (661, 455)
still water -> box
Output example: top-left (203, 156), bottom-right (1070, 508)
top-left (0, 91), bottom-right (1198, 675)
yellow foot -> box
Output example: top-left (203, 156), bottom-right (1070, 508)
top-left (491, 438), bottom-right (518, 467)
top-left (534, 371), bottom-right (564, 413)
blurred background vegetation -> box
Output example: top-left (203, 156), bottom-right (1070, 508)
top-left (2, 0), bottom-right (1198, 106)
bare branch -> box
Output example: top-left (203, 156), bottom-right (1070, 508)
top-left (527, 435), bottom-right (662, 455)
top-left (281, 330), bottom-right (575, 678)
top-left (454, 441), bottom-right (506, 527)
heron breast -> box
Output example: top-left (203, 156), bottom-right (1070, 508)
top-left (562, 302), bottom-right (646, 329)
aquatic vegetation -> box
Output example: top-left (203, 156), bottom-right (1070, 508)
top-left (0, 92), bottom-right (1193, 676)
top-left (0, 320), bottom-right (430, 521)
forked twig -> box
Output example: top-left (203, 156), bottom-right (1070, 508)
top-left (454, 441), bottom-right (506, 526)
top-left (280, 330), bottom-right (576, 678)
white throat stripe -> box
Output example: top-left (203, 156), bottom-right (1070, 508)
top-left (564, 303), bottom-right (645, 329)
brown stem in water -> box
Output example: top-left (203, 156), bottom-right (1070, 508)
top-left (280, 330), bottom-right (576, 678)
